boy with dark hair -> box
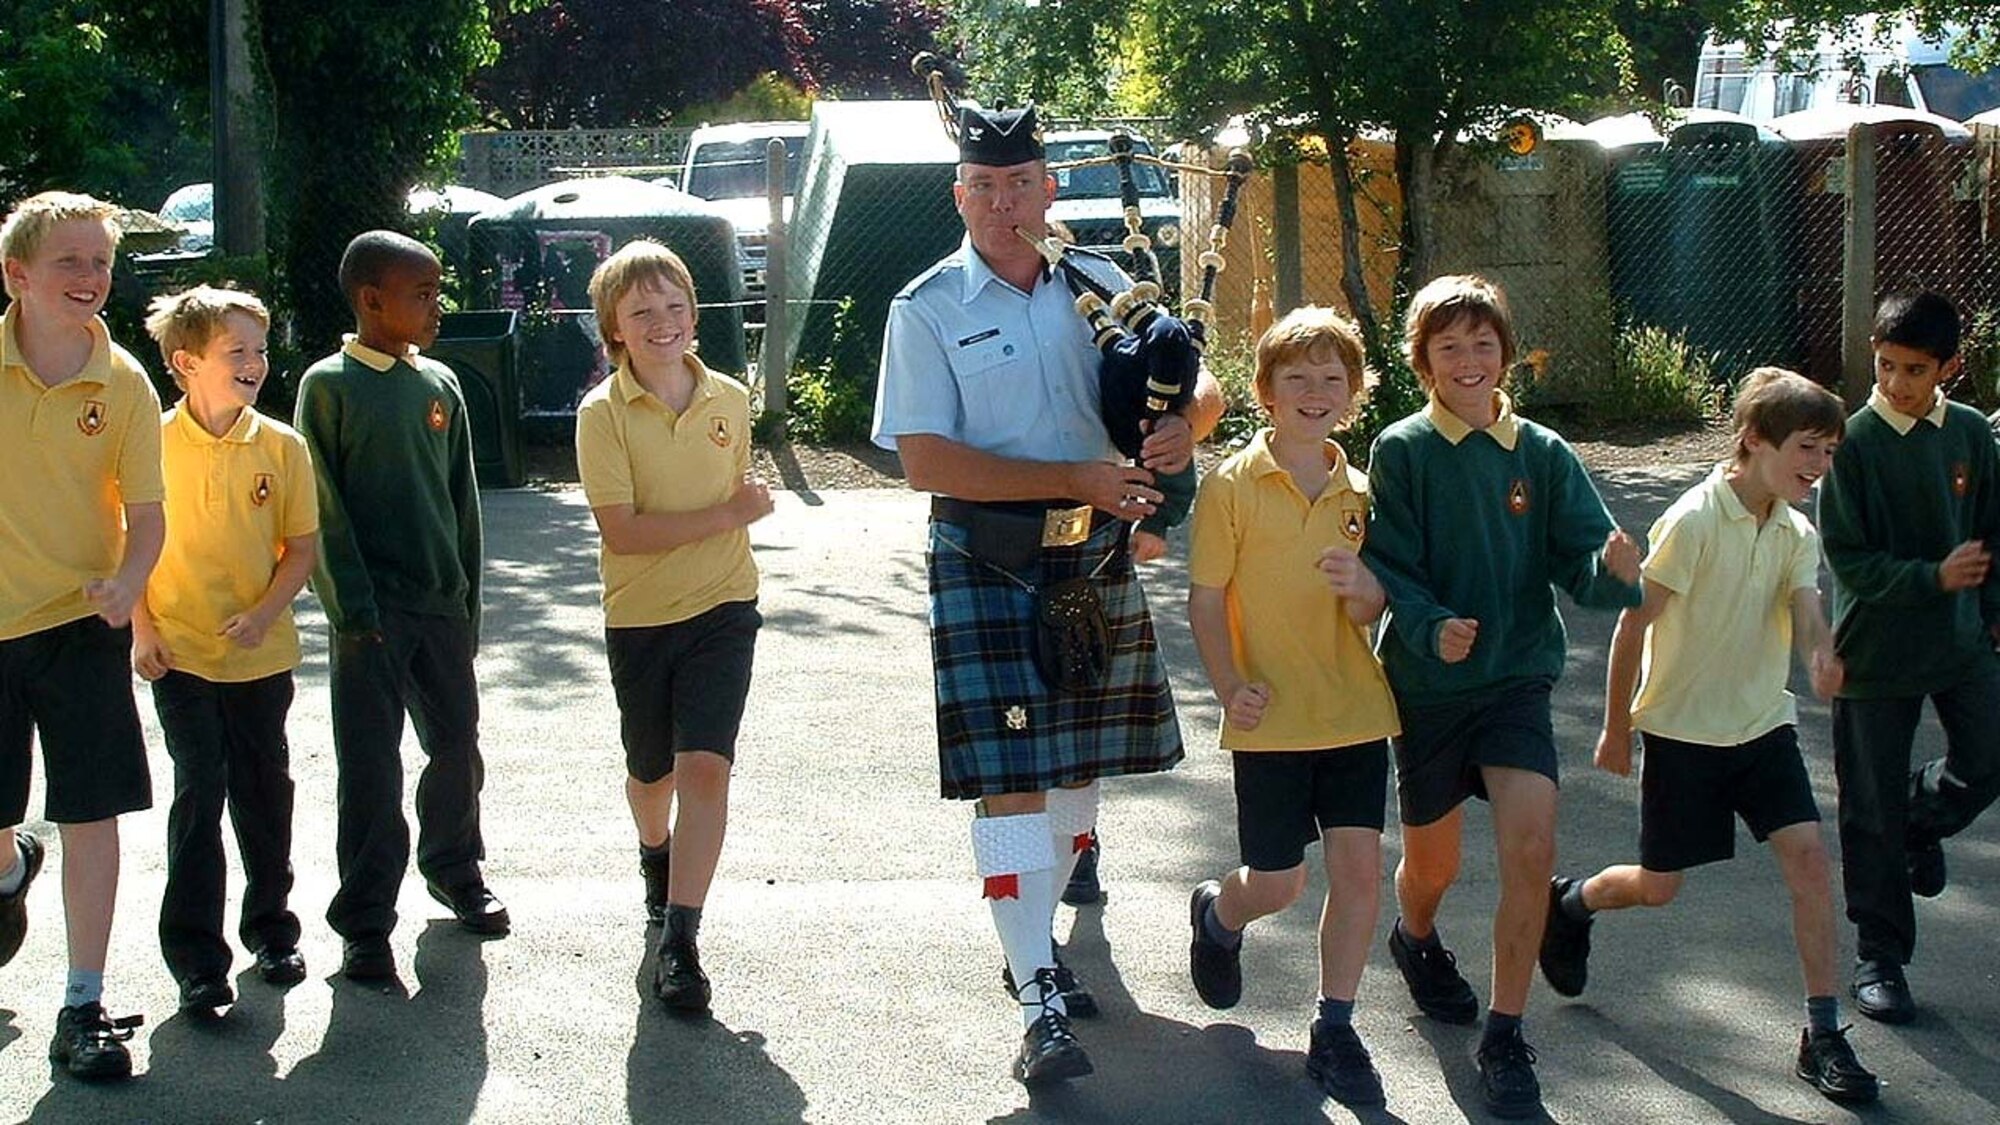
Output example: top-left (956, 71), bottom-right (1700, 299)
top-left (577, 239), bottom-right (773, 1012)
top-left (1184, 306), bottom-right (1398, 1107)
top-left (296, 230), bottom-right (503, 982)
top-left (1362, 274), bottom-right (1641, 1118)
top-left (1542, 368), bottom-right (1877, 1104)
top-left (1818, 289), bottom-right (2000, 1024)
top-left (135, 286), bottom-right (318, 1015)
top-left (0, 190), bottom-right (162, 1080)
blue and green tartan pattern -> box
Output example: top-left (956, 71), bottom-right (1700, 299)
top-left (925, 517), bottom-right (1184, 799)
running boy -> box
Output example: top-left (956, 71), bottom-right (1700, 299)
top-left (1818, 290), bottom-right (2000, 1024)
top-left (1541, 368), bottom-right (1877, 1104)
top-left (1361, 274), bottom-right (1641, 1118)
top-left (296, 230), bottom-right (503, 981)
top-left (576, 240), bottom-right (771, 1012)
top-left (0, 191), bottom-right (161, 1080)
top-left (1184, 307), bottom-right (1399, 1107)
top-left (135, 286), bottom-right (317, 1016)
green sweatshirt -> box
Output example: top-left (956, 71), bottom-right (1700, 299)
top-left (294, 346), bottom-right (483, 637)
top-left (1362, 406), bottom-right (1640, 705)
top-left (1818, 399), bottom-right (2000, 698)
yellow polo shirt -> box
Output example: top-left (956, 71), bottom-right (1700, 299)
top-left (1630, 465), bottom-right (1822, 745)
top-left (148, 405), bottom-right (318, 682)
top-left (576, 357), bottom-right (757, 628)
top-left (1188, 429), bottom-right (1400, 751)
top-left (0, 305), bottom-right (165, 640)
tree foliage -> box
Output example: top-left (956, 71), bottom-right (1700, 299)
top-left (1713, 2), bottom-right (2000, 71)
top-left (0, 1), bottom-right (206, 207)
top-left (474, 0), bottom-right (945, 129)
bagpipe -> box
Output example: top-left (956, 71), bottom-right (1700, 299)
top-left (914, 53), bottom-right (1254, 533)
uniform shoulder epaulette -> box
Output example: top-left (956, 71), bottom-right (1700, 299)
top-left (894, 257), bottom-right (960, 301)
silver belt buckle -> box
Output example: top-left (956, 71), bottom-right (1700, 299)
top-left (1041, 505), bottom-right (1092, 547)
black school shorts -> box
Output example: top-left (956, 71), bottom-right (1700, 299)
top-left (605, 600), bottom-right (760, 782)
top-left (1233, 740), bottom-right (1389, 871)
top-left (1638, 725), bottom-right (1819, 872)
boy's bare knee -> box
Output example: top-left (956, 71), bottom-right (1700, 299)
top-left (1243, 865), bottom-right (1308, 910)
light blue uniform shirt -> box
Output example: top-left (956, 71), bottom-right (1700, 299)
top-left (872, 236), bottom-right (1122, 465)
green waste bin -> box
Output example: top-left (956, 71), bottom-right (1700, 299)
top-left (431, 309), bottom-right (526, 488)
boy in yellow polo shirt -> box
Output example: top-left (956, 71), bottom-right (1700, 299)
top-left (132, 286), bottom-right (318, 1017)
top-left (1540, 368), bottom-right (1878, 1105)
top-left (1184, 307), bottom-right (1399, 1107)
top-left (0, 191), bottom-right (162, 1081)
top-left (576, 240), bottom-right (772, 1013)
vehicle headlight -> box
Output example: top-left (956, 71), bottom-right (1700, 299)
top-left (1153, 223), bottom-right (1182, 248)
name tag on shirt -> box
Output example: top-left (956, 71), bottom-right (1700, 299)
top-left (950, 328), bottom-right (1021, 377)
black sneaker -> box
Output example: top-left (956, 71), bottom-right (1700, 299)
top-left (1187, 880), bottom-right (1243, 1009)
top-left (1908, 835), bottom-right (1946, 898)
top-left (1797, 1026), bottom-right (1879, 1104)
top-left (1850, 959), bottom-right (1915, 1024)
top-left (49, 1002), bottom-right (141, 1082)
top-left (1538, 876), bottom-right (1593, 997)
top-left (1001, 945), bottom-right (1099, 1019)
top-left (1012, 969), bottom-right (1093, 1084)
top-left (178, 975), bottom-right (234, 1016)
top-left (1387, 920), bottom-right (1478, 1024)
top-left (1476, 1024), bottom-right (1542, 1120)
top-left (1305, 1020), bottom-right (1385, 1107)
top-left (0, 830), bottom-right (46, 967)
top-left (1062, 836), bottom-right (1104, 906)
top-left (640, 847), bottom-right (670, 926)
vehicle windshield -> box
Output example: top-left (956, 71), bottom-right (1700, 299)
top-left (1044, 139), bottom-right (1171, 201)
top-left (1913, 64), bottom-right (2000, 120)
top-left (159, 185), bottom-right (212, 222)
top-left (684, 137), bottom-right (806, 200)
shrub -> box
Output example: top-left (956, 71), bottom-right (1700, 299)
top-left (1592, 323), bottom-right (1724, 426)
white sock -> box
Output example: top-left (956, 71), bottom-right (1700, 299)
top-left (972, 812), bottom-right (1062, 1026)
top-left (1045, 783), bottom-right (1100, 905)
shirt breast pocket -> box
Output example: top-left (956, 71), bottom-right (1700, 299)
top-left (947, 331), bottom-right (1030, 441)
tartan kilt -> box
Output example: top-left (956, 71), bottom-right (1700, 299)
top-left (927, 516), bottom-right (1184, 799)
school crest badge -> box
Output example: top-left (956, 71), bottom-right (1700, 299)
top-left (252, 473), bottom-right (275, 508)
top-left (428, 399), bottom-right (448, 431)
top-left (1005, 704), bottom-right (1029, 731)
top-left (1952, 462), bottom-right (1970, 497)
top-left (710, 416), bottom-right (731, 448)
top-left (1507, 478), bottom-right (1531, 516)
top-left (77, 400), bottom-right (108, 436)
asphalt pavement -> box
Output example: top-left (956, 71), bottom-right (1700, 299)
top-left (2, 467), bottom-right (1997, 1124)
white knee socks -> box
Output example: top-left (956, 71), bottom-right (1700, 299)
top-left (972, 812), bottom-right (1062, 1025)
top-left (1045, 782), bottom-right (1100, 903)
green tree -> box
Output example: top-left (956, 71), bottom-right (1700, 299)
top-left (1713, 3), bottom-right (2000, 70)
top-left (0, 1), bottom-right (206, 207)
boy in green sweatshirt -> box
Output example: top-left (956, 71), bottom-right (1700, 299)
top-left (1817, 290), bottom-right (2000, 1025)
top-left (295, 231), bottom-right (506, 983)
top-left (1360, 274), bottom-right (1641, 1120)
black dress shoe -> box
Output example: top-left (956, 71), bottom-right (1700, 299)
top-left (341, 937), bottom-right (397, 981)
top-left (1061, 836), bottom-right (1104, 906)
top-left (427, 880), bottom-right (511, 936)
top-left (653, 905), bottom-right (711, 1012)
top-left (640, 847), bottom-right (670, 926)
top-left (178, 975), bottom-right (234, 1015)
top-left (1188, 880), bottom-right (1243, 1009)
top-left (1908, 835), bottom-right (1946, 898)
top-left (1797, 1026), bottom-right (1880, 1104)
top-left (1850, 959), bottom-right (1915, 1024)
top-left (254, 945), bottom-right (308, 986)
top-left (1001, 944), bottom-right (1099, 1018)
top-left (1013, 1009), bottom-right (1094, 1084)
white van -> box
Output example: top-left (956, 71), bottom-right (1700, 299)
top-left (677, 121), bottom-right (810, 296)
top-left (1695, 17), bottom-right (2000, 124)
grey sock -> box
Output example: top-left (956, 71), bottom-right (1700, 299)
top-left (64, 969), bottom-right (103, 1009)
top-left (1316, 996), bottom-right (1355, 1027)
top-left (1806, 995), bottom-right (1840, 1033)
top-left (1397, 917), bottom-right (1441, 950)
top-left (1560, 880), bottom-right (1593, 921)
top-left (1202, 898), bottom-right (1243, 950)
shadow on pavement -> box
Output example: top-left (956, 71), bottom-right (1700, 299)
top-left (627, 928), bottom-right (807, 1125)
top-left (1554, 1007), bottom-right (1815, 1125)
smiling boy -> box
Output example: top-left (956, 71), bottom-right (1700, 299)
top-left (1184, 307), bottom-right (1399, 1107)
top-left (1541, 368), bottom-right (1877, 1105)
top-left (1818, 290), bottom-right (2000, 1025)
top-left (135, 286), bottom-right (318, 1017)
top-left (1360, 275), bottom-right (1641, 1118)
top-left (295, 231), bottom-right (502, 982)
top-left (575, 240), bottom-right (772, 1013)
top-left (0, 191), bottom-right (162, 1080)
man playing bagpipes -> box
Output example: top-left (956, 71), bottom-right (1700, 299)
top-left (871, 98), bottom-right (1224, 1083)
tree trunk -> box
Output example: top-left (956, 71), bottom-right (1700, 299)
top-left (1325, 135), bottom-right (1386, 366)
